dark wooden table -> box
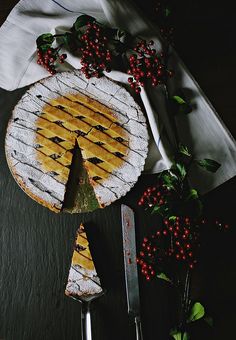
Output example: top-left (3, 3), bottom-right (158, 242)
top-left (0, 1), bottom-right (235, 340)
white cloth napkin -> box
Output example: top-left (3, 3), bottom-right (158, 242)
top-left (0, 0), bottom-right (235, 194)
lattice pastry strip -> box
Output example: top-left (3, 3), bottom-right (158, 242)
top-left (86, 157), bottom-right (114, 174)
top-left (65, 93), bottom-right (117, 121)
top-left (87, 129), bottom-right (128, 155)
top-left (94, 161), bottom-right (118, 174)
top-left (42, 104), bottom-right (74, 122)
top-left (59, 140), bottom-right (74, 150)
top-left (77, 136), bottom-right (124, 169)
top-left (36, 116), bottom-right (76, 143)
top-left (84, 161), bottom-right (109, 180)
top-left (72, 224), bottom-right (95, 271)
top-left (37, 128), bottom-right (58, 139)
top-left (51, 97), bottom-right (115, 127)
top-left (36, 133), bottom-right (72, 162)
top-left (53, 151), bottom-right (73, 167)
top-left (38, 149), bottom-right (72, 166)
top-left (36, 150), bottom-right (70, 183)
top-left (42, 106), bottom-right (91, 134)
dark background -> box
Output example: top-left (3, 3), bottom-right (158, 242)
top-left (0, 1), bottom-right (235, 339)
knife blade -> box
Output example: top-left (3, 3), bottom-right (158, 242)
top-left (121, 204), bottom-right (143, 340)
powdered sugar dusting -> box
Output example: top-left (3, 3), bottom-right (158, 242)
top-left (65, 265), bottom-right (102, 297)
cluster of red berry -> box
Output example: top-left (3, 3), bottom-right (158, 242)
top-left (137, 215), bottom-right (230, 281)
top-left (137, 184), bottom-right (170, 208)
top-left (137, 217), bottom-right (199, 282)
top-left (79, 22), bottom-right (112, 78)
top-left (37, 48), bottom-right (67, 75)
top-left (127, 40), bottom-right (173, 93)
top-left (137, 236), bottom-right (158, 281)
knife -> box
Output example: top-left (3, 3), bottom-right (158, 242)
top-left (121, 204), bottom-right (143, 340)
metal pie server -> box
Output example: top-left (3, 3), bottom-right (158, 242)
top-left (121, 204), bottom-right (143, 340)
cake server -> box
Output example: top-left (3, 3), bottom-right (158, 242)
top-left (65, 223), bottom-right (104, 340)
top-left (121, 204), bottom-right (143, 340)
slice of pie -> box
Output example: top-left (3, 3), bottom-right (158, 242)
top-left (65, 223), bottom-right (103, 298)
top-left (5, 70), bottom-right (149, 213)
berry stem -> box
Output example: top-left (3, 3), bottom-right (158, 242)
top-left (180, 268), bottom-right (191, 334)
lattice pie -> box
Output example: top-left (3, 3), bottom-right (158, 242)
top-left (5, 70), bottom-right (148, 212)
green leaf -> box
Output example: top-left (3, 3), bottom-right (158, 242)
top-left (151, 204), bottom-right (168, 216)
top-left (62, 32), bottom-right (82, 51)
top-left (186, 189), bottom-right (199, 200)
top-left (157, 272), bottom-right (172, 283)
top-left (204, 316), bottom-right (213, 327)
top-left (73, 15), bottom-right (95, 31)
top-left (170, 162), bottom-right (186, 181)
top-left (38, 44), bottom-right (53, 53)
top-left (170, 95), bottom-right (192, 115)
top-left (169, 216), bottom-right (177, 221)
top-left (152, 205), bottom-right (161, 214)
top-left (176, 163), bottom-right (187, 179)
top-left (187, 302), bottom-right (205, 323)
top-left (165, 7), bottom-right (171, 17)
top-left (196, 159), bottom-right (221, 173)
top-left (170, 330), bottom-right (190, 340)
top-left (36, 33), bottom-right (54, 48)
top-left (179, 144), bottom-right (191, 157)
top-left (172, 95), bottom-right (186, 105)
top-left (161, 173), bottom-right (177, 190)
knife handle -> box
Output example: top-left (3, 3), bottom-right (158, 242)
top-left (81, 301), bottom-right (92, 340)
top-left (135, 316), bottom-right (143, 340)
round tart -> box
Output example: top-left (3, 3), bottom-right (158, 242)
top-left (5, 70), bottom-right (149, 213)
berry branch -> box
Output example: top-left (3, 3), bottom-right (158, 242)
top-left (35, 14), bottom-right (174, 92)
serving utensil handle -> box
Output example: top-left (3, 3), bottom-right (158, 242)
top-left (81, 302), bottom-right (92, 340)
top-left (135, 316), bottom-right (143, 340)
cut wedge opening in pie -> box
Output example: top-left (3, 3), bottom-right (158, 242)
top-left (5, 70), bottom-right (149, 213)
